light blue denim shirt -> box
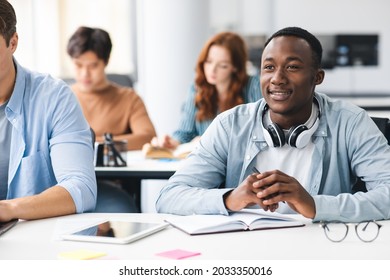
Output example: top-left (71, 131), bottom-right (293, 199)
top-left (156, 92), bottom-right (390, 222)
top-left (5, 60), bottom-right (97, 213)
top-left (172, 75), bottom-right (262, 143)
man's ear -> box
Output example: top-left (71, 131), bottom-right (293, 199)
top-left (9, 33), bottom-right (18, 52)
top-left (314, 69), bottom-right (325, 85)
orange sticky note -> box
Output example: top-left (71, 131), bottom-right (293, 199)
top-left (58, 249), bottom-right (106, 260)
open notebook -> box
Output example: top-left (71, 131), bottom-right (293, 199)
top-left (165, 209), bottom-right (304, 235)
top-left (142, 141), bottom-right (198, 159)
top-left (0, 219), bottom-right (18, 237)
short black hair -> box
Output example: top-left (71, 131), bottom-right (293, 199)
top-left (67, 26), bottom-right (112, 64)
top-left (264, 27), bottom-right (323, 69)
top-left (0, 0), bottom-right (17, 46)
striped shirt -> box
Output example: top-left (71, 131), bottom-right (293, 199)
top-left (173, 75), bottom-right (262, 143)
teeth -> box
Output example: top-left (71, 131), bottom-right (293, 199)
top-left (270, 91), bottom-right (289, 95)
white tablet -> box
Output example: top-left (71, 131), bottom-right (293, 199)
top-left (62, 220), bottom-right (169, 244)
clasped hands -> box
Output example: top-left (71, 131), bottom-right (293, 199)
top-left (224, 169), bottom-right (316, 219)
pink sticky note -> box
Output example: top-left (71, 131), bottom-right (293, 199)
top-left (156, 249), bottom-right (201, 260)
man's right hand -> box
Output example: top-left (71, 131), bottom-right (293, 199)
top-left (223, 173), bottom-right (279, 212)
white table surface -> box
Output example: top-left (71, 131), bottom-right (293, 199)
top-left (95, 151), bottom-right (182, 173)
top-left (1, 213), bottom-right (389, 260)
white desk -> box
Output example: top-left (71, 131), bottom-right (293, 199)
top-left (95, 151), bottom-right (182, 180)
top-left (328, 95), bottom-right (390, 118)
top-left (1, 213), bottom-right (390, 260)
top-left (95, 151), bottom-right (182, 209)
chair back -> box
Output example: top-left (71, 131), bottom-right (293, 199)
top-left (352, 116), bottom-right (390, 193)
top-left (371, 117), bottom-right (390, 144)
top-left (62, 74), bottom-right (133, 87)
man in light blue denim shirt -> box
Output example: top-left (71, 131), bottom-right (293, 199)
top-left (0, 0), bottom-right (96, 222)
top-left (156, 27), bottom-right (390, 223)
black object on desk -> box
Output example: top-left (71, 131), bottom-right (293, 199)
top-left (95, 133), bottom-right (127, 167)
top-left (0, 219), bottom-right (18, 237)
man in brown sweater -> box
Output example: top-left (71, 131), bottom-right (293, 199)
top-left (72, 81), bottom-right (155, 150)
top-left (67, 26), bottom-right (156, 213)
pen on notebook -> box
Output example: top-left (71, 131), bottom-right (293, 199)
top-left (252, 166), bottom-right (285, 203)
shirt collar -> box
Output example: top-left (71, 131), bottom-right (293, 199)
top-left (7, 58), bottom-right (26, 116)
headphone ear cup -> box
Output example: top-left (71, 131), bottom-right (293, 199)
top-left (287, 125), bottom-right (308, 148)
top-left (265, 123), bottom-right (285, 147)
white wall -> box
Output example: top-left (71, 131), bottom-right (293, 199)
top-left (210, 0), bottom-right (274, 34)
top-left (136, 0), bottom-right (209, 213)
top-left (136, 0), bottom-right (209, 135)
top-left (272, 0), bottom-right (390, 94)
top-left (9, 0), bottom-right (134, 78)
top-left (59, 0), bottom-right (134, 77)
top-left (9, 0), bottom-right (61, 75)
top-left (10, 0), bottom-right (390, 94)
top-left (212, 0), bottom-right (390, 94)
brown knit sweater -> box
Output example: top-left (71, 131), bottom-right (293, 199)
top-left (71, 82), bottom-right (156, 150)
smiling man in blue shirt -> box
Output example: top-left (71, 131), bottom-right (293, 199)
top-left (0, 0), bottom-right (97, 222)
top-left (156, 27), bottom-right (390, 223)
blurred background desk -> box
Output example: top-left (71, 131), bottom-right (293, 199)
top-left (95, 151), bottom-right (180, 180)
top-left (95, 151), bottom-right (182, 211)
top-left (328, 93), bottom-right (390, 118)
top-left (1, 212), bottom-right (390, 260)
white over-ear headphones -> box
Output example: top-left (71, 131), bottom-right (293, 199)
top-left (262, 97), bottom-right (320, 149)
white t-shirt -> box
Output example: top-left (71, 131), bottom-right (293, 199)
top-left (256, 103), bottom-right (319, 213)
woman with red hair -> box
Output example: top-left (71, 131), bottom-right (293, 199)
top-left (152, 31), bottom-right (262, 149)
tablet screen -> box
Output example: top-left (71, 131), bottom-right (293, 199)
top-left (63, 220), bottom-right (168, 244)
top-left (72, 221), bottom-right (160, 237)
